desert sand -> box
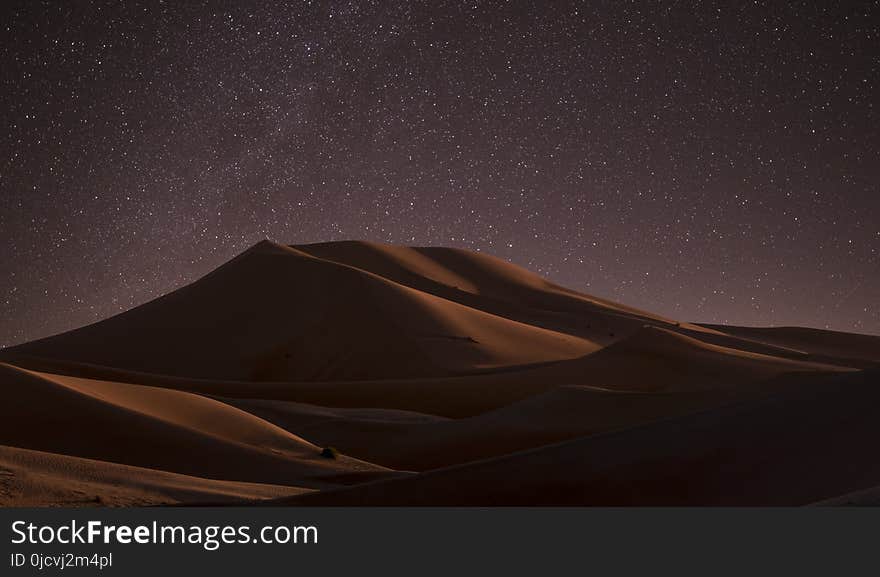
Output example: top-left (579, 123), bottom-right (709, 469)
top-left (1, 240), bottom-right (877, 506)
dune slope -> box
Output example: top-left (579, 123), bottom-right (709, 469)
top-left (0, 363), bottom-right (394, 489)
top-left (294, 240), bottom-right (682, 342)
top-left (4, 241), bottom-right (592, 381)
top-left (0, 445), bottom-right (310, 507)
top-left (281, 370), bottom-right (880, 506)
top-left (538, 326), bottom-right (853, 392)
top-left (226, 386), bottom-right (745, 471)
top-left (702, 324), bottom-right (880, 365)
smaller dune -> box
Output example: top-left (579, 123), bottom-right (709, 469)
top-left (703, 324), bottom-right (880, 364)
top-left (0, 445), bottom-right (309, 507)
top-left (279, 370), bottom-right (880, 506)
top-left (228, 385), bottom-right (742, 471)
top-left (0, 363), bottom-right (395, 489)
top-left (538, 326), bottom-right (853, 392)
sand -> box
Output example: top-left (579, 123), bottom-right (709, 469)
top-left (0, 240), bottom-right (876, 506)
top-left (280, 370), bottom-right (880, 506)
top-left (0, 363), bottom-right (397, 492)
top-left (0, 445), bottom-right (310, 507)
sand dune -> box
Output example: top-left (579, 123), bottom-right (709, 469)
top-left (3, 325), bottom-right (847, 420)
top-left (281, 370), bottom-right (880, 506)
top-left (0, 355), bottom-right (583, 417)
top-left (4, 241), bottom-right (592, 381)
top-left (0, 445), bottom-right (309, 507)
top-left (0, 240), bottom-right (875, 506)
top-left (703, 324), bottom-right (880, 365)
top-left (227, 386), bottom-right (746, 471)
top-left (811, 485), bottom-right (880, 506)
top-left (295, 240), bottom-right (683, 342)
top-left (0, 363), bottom-right (395, 490)
top-left (538, 326), bottom-right (853, 392)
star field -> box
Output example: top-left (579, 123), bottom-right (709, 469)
top-left (1, 1), bottom-right (878, 347)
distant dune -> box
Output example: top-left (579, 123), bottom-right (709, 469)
top-left (1, 240), bottom-right (877, 506)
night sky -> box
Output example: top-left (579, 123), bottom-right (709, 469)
top-left (1, 1), bottom-right (878, 347)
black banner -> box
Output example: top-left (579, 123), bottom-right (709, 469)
top-left (1, 508), bottom-right (874, 575)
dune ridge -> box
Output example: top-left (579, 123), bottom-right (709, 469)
top-left (5, 240), bottom-right (593, 381)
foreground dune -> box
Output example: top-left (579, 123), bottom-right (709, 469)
top-left (280, 370), bottom-right (880, 506)
top-left (0, 363), bottom-right (395, 490)
top-left (812, 485), bottom-right (880, 506)
top-left (225, 386), bottom-right (744, 470)
top-left (0, 445), bottom-right (310, 507)
top-left (0, 240), bottom-right (876, 506)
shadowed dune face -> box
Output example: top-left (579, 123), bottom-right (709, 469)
top-left (222, 386), bottom-right (742, 471)
top-left (280, 370), bottom-right (880, 506)
top-left (0, 240), bottom-right (877, 506)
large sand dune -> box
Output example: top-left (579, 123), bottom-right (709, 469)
top-left (5, 241), bottom-right (592, 381)
top-left (0, 240), bottom-right (876, 506)
top-left (295, 240), bottom-right (680, 340)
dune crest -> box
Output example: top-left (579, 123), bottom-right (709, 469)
top-left (4, 240), bottom-right (593, 381)
top-left (545, 325), bottom-right (853, 392)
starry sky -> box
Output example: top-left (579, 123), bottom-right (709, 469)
top-left (1, 1), bottom-right (878, 347)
